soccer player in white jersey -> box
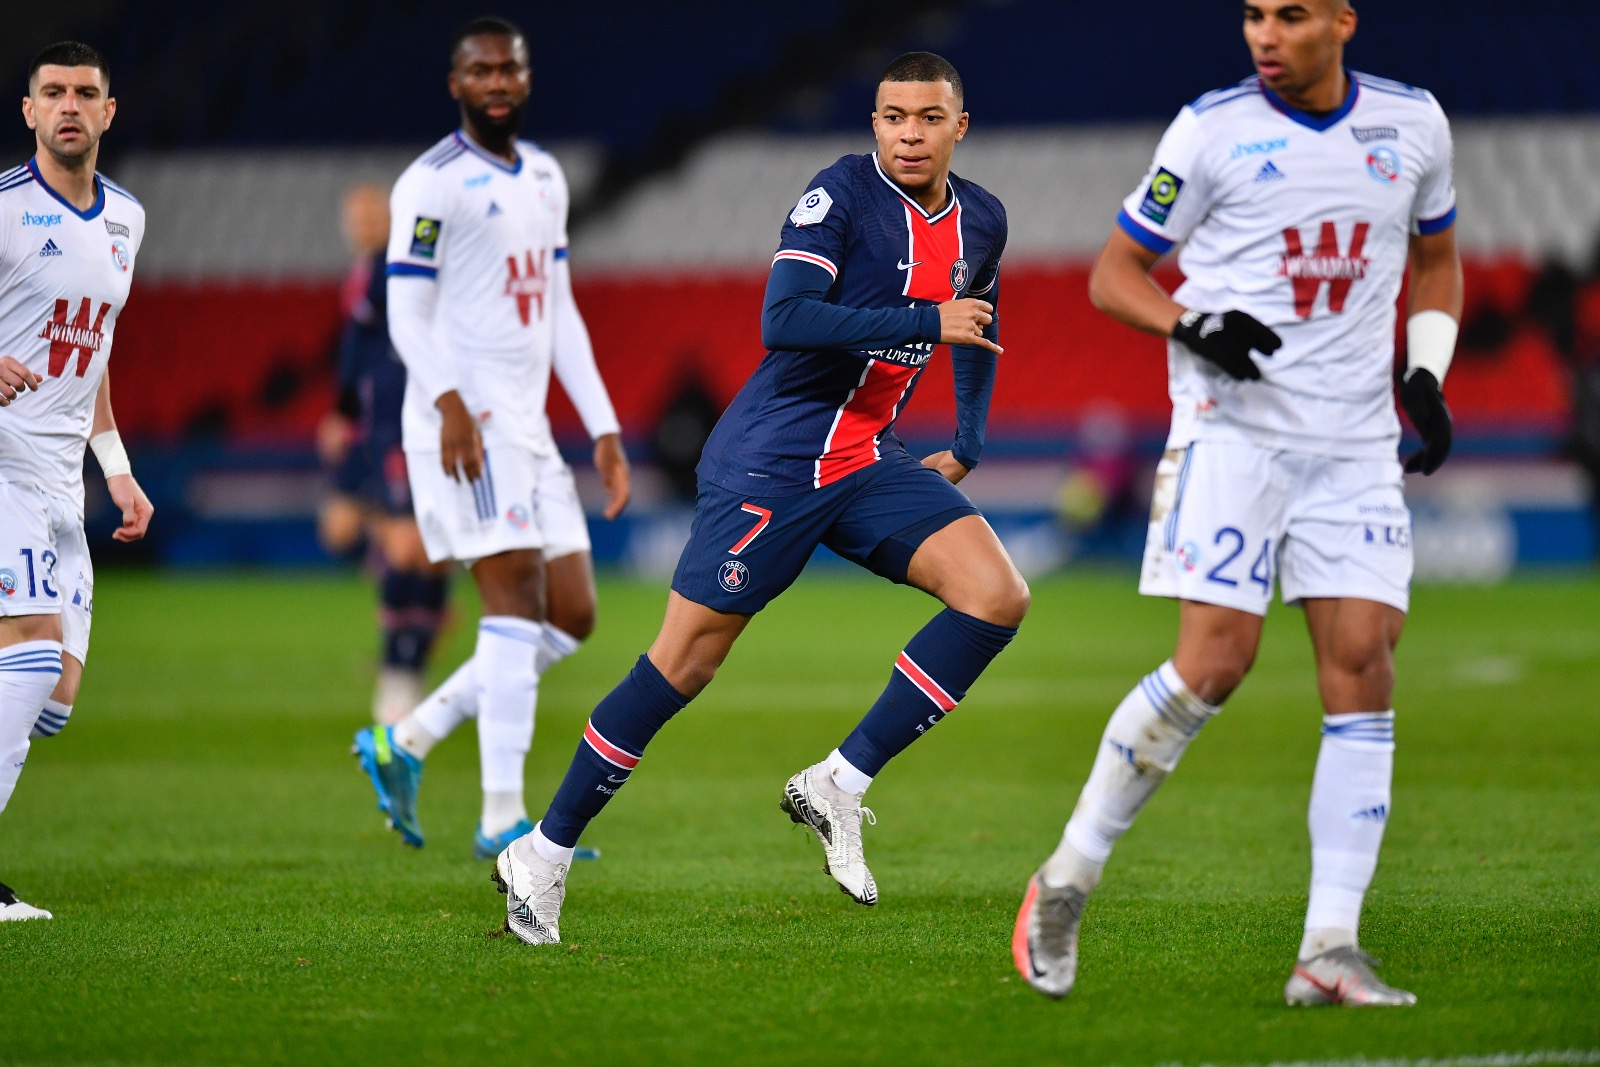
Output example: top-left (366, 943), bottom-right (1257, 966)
top-left (353, 17), bottom-right (629, 862)
top-left (0, 41), bottom-right (153, 921)
top-left (1014, 0), bottom-right (1462, 1005)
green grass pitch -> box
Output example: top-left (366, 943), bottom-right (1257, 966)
top-left (1, 568), bottom-right (1596, 1065)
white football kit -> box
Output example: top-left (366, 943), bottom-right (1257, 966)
top-left (1118, 73), bottom-right (1457, 614)
top-left (386, 131), bottom-right (619, 564)
top-left (0, 160), bottom-right (144, 660)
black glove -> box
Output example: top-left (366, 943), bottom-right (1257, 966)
top-left (1171, 308), bottom-right (1283, 381)
top-left (1399, 367), bottom-right (1452, 475)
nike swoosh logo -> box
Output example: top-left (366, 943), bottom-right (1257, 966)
top-left (896, 259), bottom-right (922, 271)
top-left (606, 774), bottom-right (628, 784)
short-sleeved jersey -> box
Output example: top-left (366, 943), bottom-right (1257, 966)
top-left (698, 152), bottom-right (1007, 495)
top-left (0, 159), bottom-right (144, 505)
top-left (386, 131), bottom-right (572, 456)
top-left (1116, 72), bottom-right (1457, 458)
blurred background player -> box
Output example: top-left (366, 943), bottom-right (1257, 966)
top-left (317, 183), bottom-right (452, 726)
top-left (354, 17), bottom-right (629, 861)
top-left (0, 41), bottom-right (153, 920)
top-left (1013, 0), bottom-right (1461, 1006)
top-left (492, 52), bottom-right (1028, 946)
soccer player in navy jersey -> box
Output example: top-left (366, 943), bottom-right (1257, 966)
top-left (492, 51), bottom-right (1028, 944)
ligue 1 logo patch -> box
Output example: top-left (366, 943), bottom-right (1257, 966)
top-left (110, 238), bottom-right (130, 272)
top-left (949, 258), bottom-right (969, 293)
top-left (0, 569), bottom-right (17, 597)
top-left (718, 560), bottom-right (749, 593)
top-left (1366, 147), bottom-right (1400, 184)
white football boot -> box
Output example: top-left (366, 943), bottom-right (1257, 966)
top-left (1285, 945), bottom-right (1418, 1006)
top-left (1013, 868), bottom-right (1088, 998)
top-left (492, 836), bottom-right (567, 945)
top-left (0, 881), bottom-right (52, 921)
top-left (780, 763), bottom-right (878, 906)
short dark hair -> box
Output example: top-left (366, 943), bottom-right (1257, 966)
top-left (450, 16), bottom-right (525, 64)
top-left (27, 41), bottom-right (110, 92)
top-left (879, 51), bottom-right (963, 108)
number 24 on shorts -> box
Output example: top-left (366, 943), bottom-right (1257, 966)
top-left (1203, 527), bottom-right (1273, 596)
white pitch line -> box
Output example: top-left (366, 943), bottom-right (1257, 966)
top-left (1150, 1050), bottom-right (1600, 1067)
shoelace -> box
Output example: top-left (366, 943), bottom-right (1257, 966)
top-left (527, 863), bottom-right (569, 914)
top-left (833, 804), bottom-right (876, 856)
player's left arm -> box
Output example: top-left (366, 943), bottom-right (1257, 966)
top-left (549, 249), bottom-right (630, 520)
top-left (91, 370), bottom-right (153, 541)
top-left (1398, 225), bottom-right (1464, 475)
top-left (925, 269), bottom-right (1003, 485)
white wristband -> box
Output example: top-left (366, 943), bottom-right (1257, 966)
top-left (90, 430), bottom-right (132, 479)
top-left (1405, 309), bottom-right (1458, 385)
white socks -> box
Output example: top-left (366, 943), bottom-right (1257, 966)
top-left (1301, 711), bottom-right (1395, 956)
top-left (474, 615), bottom-right (542, 816)
top-left (31, 698), bottom-right (72, 739)
top-left (1046, 660), bottom-right (1219, 887)
top-left (482, 790), bottom-right (528, 838)
top-left (529, 821), bottom-right (574, 865)
top-left (0, 641), bottom-right (64, 815)
top-left (826, 748), bottom-right (872, 796)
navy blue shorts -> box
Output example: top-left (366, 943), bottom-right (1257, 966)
top-left (331, 435), bottom-right (413, 517)
top-left (671, 450), bottom-right (979, 613)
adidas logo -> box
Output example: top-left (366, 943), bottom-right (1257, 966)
top-left (487, 201), bottom-right (503, 217)
top-left (1254, 160), bottom-right (1286, 182)
top-left (38, 239), bottom-right (62, 257)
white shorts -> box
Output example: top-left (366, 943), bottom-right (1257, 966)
top-left (1139, 441), bottom-right (1412, 616)
top-left (0, 481), bottom-right (93, 663)
top-left (407, 446), bottom-right (592, 566)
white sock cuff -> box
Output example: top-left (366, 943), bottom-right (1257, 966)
top-left (825, 749), bottom-right (873, 795)
top-left (1321, 710), bottom-right (1396, 752)
top-left (33, 698), bottom-right (72, 738)
top-left (541, 623), bottom-right (581, 661)
top-left (1148, 660), bottom-right (1220, 735)
top-left (479, 615), bottom-right (544, 647)
top-left (531, 822), bottom-right (575, 865)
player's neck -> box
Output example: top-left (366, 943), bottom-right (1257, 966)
top-left (460, 123), bottom-right (517, 164)
top-left (33, 148), bottom-right (99, 211)
top-left (1275, 66), bottom-right (1350, 115)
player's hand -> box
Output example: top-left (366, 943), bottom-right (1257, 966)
top-left (1171, 309), bottom-right (1282, 381)
top-left (922, 450), bottom-right (971, 485)
top-left (594, 433), bottom-right (631, 520)
top-left (316, 412), bottom-right (354, 468)
top-left (1399, 368), bottom-right (1453, 475)
top-left (435, 390), bottom-right (484, 482)
top-left (0, 356), bottom-right (42, 406)
top-left (106, 473), bottom-right (153, 542)
top-left (936, 299), bottom-right (1003, 356)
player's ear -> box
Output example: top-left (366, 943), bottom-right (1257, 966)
top-left (21, 96), bottom-right (36, 130)
top-left (447, 70), bottom-right (461, 101)
top-left (1335, 2), bottom-right (1357, 43)
top-left (103, 96), bottom-right (116, 129)
top-left (954, 112), bottom-right (969, 141)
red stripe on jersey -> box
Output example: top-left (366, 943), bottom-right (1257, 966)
top-left (902, 200), bottom-right (964, 302)
top-left (815, 360), bottom-right (917, 487)
top-left (584, 721), bottom-right (640, 770)
top-left (895, 651), bottom-right (958, 712)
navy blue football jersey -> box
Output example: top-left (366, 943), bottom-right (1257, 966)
top-left (697, 152), bottom-right (1006, 495)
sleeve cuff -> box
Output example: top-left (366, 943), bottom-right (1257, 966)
top-left (1414, 205), bottom-right (1457, 235)
top-left (1115, 209), bottom-right (1176, 255)
top-left (387, 262), bottom-right (439, 279)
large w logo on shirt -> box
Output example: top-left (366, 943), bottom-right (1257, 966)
top-left (504, 249), bottom-right (547, 326)
top-left (1278, 222), bottom-right (1370, 318)
top-left (37, 297), bottom-right (111, 377)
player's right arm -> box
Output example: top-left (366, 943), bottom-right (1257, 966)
top-left (1092, 107), bottom-right (1280, 380)
top-left (384, 166), bottom-right (482, 481)
top-left (762, 167), bottom-right (999, 356)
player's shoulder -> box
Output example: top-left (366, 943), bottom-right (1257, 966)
top-left (807, 151), bottom-right (876, 195)
top-left (1352, 71), bottom-right (1448, 123)
top-left (0, 161), bottom-right (36, 199)
top-left (1186, 75), bottom-right (1264, 118)
top-left (949, 172), bottom-right (1006, 226)
top-left (98, 172), bottom-right (144, 215)
top-left (396, 133), bottom-right (470, 187)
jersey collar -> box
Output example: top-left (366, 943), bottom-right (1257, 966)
top-left (27, 158), bottom-right (105, 220)
top-left (453, 129), bottom-right (523, 174)
top-left (1259, 71), bottom-right (1360, 133)
top-left (871, 152), bottom-right (958, 224)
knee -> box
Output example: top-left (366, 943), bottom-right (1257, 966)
top-left (1175, 638), bottom-right (1257, 705)
top-left (549, 603), bottom-right (596, 643)
top-left (950, 568), bottom-right (1030, 628)
top-left (657, 654), bottom-right (718, 699)
top-left (1322, 635), bottom-right (1395, 697)
top-left (988, 574), bottom-right (1030, 629)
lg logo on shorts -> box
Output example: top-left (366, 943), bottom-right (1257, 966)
top-left (718, 560), bottom-right (749, 593)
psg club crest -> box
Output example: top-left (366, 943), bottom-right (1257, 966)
top-left (949, 258), bottom-right (969, 293)
top-left (110, 238), bottom-right (130, 272)
top-left (718, 560), bottom-right (749, 593)
top-left (1366, 147), bottom-right (1400, 184)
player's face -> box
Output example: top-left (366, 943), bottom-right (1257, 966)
top-left (449, 33), bottom-right (531, 139)
top-left (22, 65), bottom-right (114, 164)
top-left (1243, 0), bottom-right (1355, 100)
top-left (872, 80), bottom-right (968, 200)
top-left (341, 185), bottom-right (390, 256)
